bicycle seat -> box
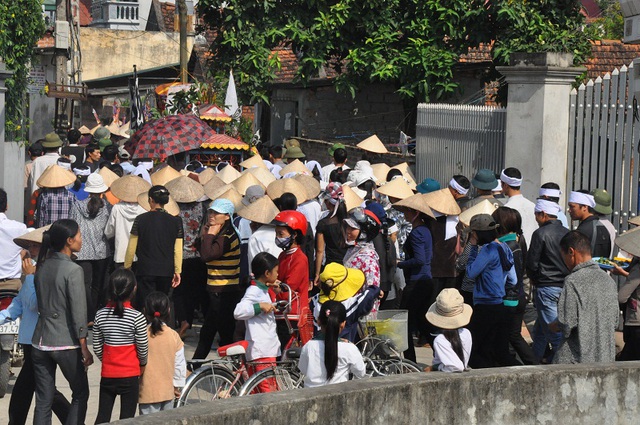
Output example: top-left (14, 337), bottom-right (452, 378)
top-left (285, 347), bottom-right (302, 359)
top-left (217, 340), bottom-right (249, 357)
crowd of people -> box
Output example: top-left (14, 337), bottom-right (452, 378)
top-left (0, 127), bottom-right (634, 424)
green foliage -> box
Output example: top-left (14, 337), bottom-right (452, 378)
top-left (0, 0), bottom-right (45, 140)
top-left (197, 0), bottom-right (594, 104)
top-left (592, 0), bottom-right (624, 40)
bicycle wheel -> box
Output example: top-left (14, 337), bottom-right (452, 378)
top-left (367, 357), bottom-right (421, 376)
top-left (176, 365), bottom-right (241, 406)
top-left (238, 367), bottom-right (304, 396)
top-left (385, 358), bottom-right (422, 374)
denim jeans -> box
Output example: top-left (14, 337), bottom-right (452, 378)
top-left (532, 286), bottom-right (564, 362)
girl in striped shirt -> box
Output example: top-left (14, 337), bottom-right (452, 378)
top-left (93, 269), bottom-right (149, 423)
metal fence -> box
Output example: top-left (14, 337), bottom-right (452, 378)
top-left (415, 104), bottom-right (507, 188)
top-left (568, 62), bottom-right (639, 233)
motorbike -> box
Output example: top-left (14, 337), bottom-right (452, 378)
top-left (0, 288), bottom-right (22, 398)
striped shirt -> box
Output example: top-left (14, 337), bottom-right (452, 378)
top-left (93, 302), bottom-right (149, 378)
top-left (201, 226), bottom-right (241, 292)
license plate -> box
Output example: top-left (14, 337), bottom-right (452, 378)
top-left (0, 318), bottom-right (19, 334)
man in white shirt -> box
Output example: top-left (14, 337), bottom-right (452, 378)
top-left (321, 145), bottom-right (350, 188)
top-left (0, 189), bottom-right (28, 289)
top-left (501, 167), bottom-right (537, 245)
top-left (30, 133), bottom-right (62, 194)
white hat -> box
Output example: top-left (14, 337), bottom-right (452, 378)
top-left (84, 173), bottom-right (109, 194)
top-left (426, 288), bottom-right (473, 330)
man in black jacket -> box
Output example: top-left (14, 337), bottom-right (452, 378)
top-left (526, 199), bottom-right (570, 363)
top-left (568, 190), bottom-right (611, 258)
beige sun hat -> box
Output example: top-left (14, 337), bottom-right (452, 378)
top-left (36, 164), bottom-right (77, 188)
top-left (78, 125), bottom-right (91, 135)
top-left (240, 153), bottom-right (268, 170)
top-left (371, 163), bottom-right (392, 184)
top-left (137, 192), bottom-right (180, 216)
top-left (294, 174), bottom-right (321, 201)
top-left (342, 185), bottom-right (365, 212)
top-left (266, 178), bottom-right (309, 203)
top-left (279, 159), bottom-right (310, 177)
top-left (90, 124), bottom-right (102, 135)
top-left (424, 188), bottom-right (462, 216)
top-left (629, 216), bottom-right (640, 227)
top-left (13, 225), bottom-right (51, 249)
top-left (203, 175), bottom-right (227, 199)
top-left (394, 193), bottom-right (435, 218)
top-left (377, 177), bottom-right (414, 200)
top-left (237, 195), bottom-right (280, 225)
top-left (245, 166), bottom-right (276, 186)
top-left (209, 187), bottom-right (243, 211)
top-left (110, 175), bottom-right (152, 203)
top-left (197, 168), bottom-right (215, 185)
top-left (615, 226), bottom-right (640, 258)
top-left (459, 199), bottom-right (499, 226)
top-left (231, 172), bottom-right (266, 196)
top-left (426, 288), bottom-right (473, 330)
top-left (217, 165), bottom-right (242, 184)
top-left (165, 175), bottom-right (206, 203)
top-left (357, 135), bottom-right (388, 154)
top-left (391, 162), bottom-right (417, 189)
top-left (150, 165), bottom-right (182, 186)
top-left (107, 121), bottom-right (121, 136)
top-left (118, 122), bottom-right (131, 139)
top-left (98, 166), bottom-right (119, 188)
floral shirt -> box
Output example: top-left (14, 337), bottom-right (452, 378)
top-left (385, 204), bottom-right (412, 261)
top-left (178, 202), bottom-right (205, 260)
top-left (344, 242), bottom-right (380, 288)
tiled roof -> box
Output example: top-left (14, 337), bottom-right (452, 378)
top-left (36, 31), bottom-right (55, 49)
top-left (272, 46), bottom-right (299, 83)
top-left (79, 0), bottom-right (92, 26)
top-left (584, 40), bottom-right (640, 79)
top-left (458, 43), bottom-right (492, 64)
top-left (161, 2), bottom-right (175, 32)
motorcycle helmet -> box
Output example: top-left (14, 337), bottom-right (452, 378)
top-left (343, 207), bottom-right (381, 242)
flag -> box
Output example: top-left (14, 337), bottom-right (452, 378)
top-left (129, 65), bottom-right (145, 130)
top-left (224, 70), bottom-right (239, 120)
top-left (399, 131), bottom-right (409, 156)
top-left (91, 108), bottom-right (100, 125)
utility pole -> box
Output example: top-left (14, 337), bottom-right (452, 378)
top-left (55, 0), bottom-right (69, 131)
top-left (178, 0), bottom-right (188, 83)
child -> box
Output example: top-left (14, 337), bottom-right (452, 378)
top-left (425, 288), bottom-right (473, 372)
top-left (93, 269), bottom-right (149, 423)
top-left (138, 292), bottom-right (187, 414)
top-left (299, 301), bottom-right (366, 388)
top-left (233, 252), bottom-right (282, 392)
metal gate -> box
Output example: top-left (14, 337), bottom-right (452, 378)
top-left (415, 104), bottom-right (507, 187)
top-left (568, 62), bottom-right (639, 233)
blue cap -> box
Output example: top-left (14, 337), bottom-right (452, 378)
top-left (209, 198), bottom-right (235, 215)
top-left (416, 178), bottom-right (441, 194)
top-left (365, 202), bottom-right (387, 222)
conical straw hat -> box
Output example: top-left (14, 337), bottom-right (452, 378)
top-left (150, 165), bottom-right (182, 186)
top-left (392, 162), bottom-right (417, 188)
top-left (424, 188), bottom-right (461, 216)
top-left (119, 122), bottom-right (131, 139)
top-left (231, 172), bottom-right (265, 196)
top-left (13, 225), bottom-right (51, 249)
top-left (615, 226), bottom-right (640, 258)
top-left (217, 165), bottom-right (242, 184)
top-left (394, 193), bottom-right (435, 218)
top-left (294, 174), bottom-right (321, 201)
top-left (78, 125), bottom-right (91, 135)
top-left (196, 168), bottom-right (214, 185)
top-left (629, 216), bottom-right (640, 227)
top-left (266, 178), bottom-right (309, 203)
top-left (203, 175), bottom-right (226, 199)
top-left (240, 153), bottom-right (268, 170)
top-left (377, 178), bottom-right (414, 200)
top-left (371, 163), bottom-right (391, 185)
top-left (279, 159), bottom-right (310, 177)
top-left (110, 175), bottom-right (151, 203)
top-left (137, 192), bottom-right (180, 216)
top-left (342, 185), bottom-right (365, 212)
top-left (207, 186), bottom-right (243, 211)
top-left (245, 167), bottom-right (276, 186)
top-left (37, 164), bottom-right (77, 188)
top-left (357, 135), bottom-right (388, 154)
top-left (237, 195), bottom-right (280, 225)
top-left (107, 121), bottom-right (121, 136)
top-left (165, 175), bottom-right (206, 203)
top-left (90, 125), bottom-right (102, 135)
top-left (459, 199), bottom-right (499, 226)
top-left (98, 166), bottom-right (119, 188)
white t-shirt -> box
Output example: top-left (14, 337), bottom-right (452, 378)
top-left (504, 194), bottom-right (537, 245)
top-left (247, 225), bottom-right (281, 274)
top-left (0, 213), bottom-right (27, 279)
top-left (432, 328), bottom-right (472, 373)
top-left (299, 339), bottom-right (366, 388)
top-left (233, 284), bottom-right (280, 360)
top-left (297, 200), bottom-right (322, 234)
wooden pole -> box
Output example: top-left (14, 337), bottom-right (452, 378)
top-left (178, 0), bottom-right (188, 83)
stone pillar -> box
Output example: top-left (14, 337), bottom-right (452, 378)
top-left (496, 53), bottom-right (585, 205)
top-left (0, 63), bottom-right (26, 221)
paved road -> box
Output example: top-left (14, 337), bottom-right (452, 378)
top-left (0, 324), bottom-right (434, 423)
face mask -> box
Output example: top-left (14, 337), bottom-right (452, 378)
top-left (275, 236), bottom-right (293, 249)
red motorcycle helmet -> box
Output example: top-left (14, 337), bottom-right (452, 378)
top-left (272, 210), bottom-right (308, 236)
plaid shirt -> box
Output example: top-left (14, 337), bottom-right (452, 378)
top-left (36, 187), bottom-right (76, 228)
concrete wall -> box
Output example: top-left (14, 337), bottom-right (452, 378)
top-left (119, 362), bottom-right (640, 425)
top-left (28, 54), bottom-right (56, 142)
top-left (271, 84), bottom-right (407, 145)
top-left (79, 27), bottom-right (194, 81)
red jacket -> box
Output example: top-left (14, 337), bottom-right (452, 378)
top-left (277, 248), bottom-right (309, 320)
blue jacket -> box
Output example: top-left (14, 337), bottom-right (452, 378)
top-left (398, 225), bottom-right (432, 282)
top-left (0, 275), bottom-right (38, 345)
top-left (466, 242), bottom-right (517, 305)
